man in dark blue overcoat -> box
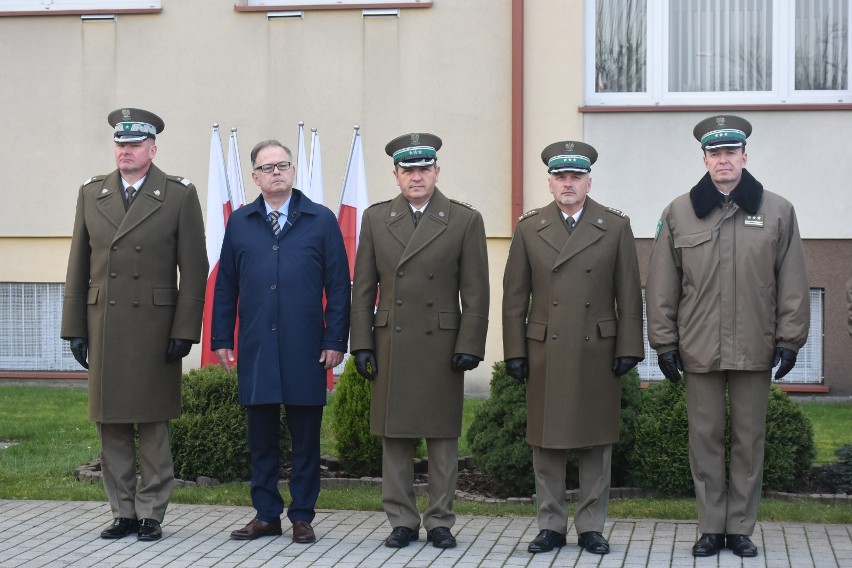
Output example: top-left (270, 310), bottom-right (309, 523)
top-left (212, 139), bottom-right (350, 544)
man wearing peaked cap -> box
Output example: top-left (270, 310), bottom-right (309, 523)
top-left (646, 116), bottom-right (809, 558)
top-left (503, 140), bottom-right (644, 556)
top-left (350, 132), bottom-right (489, 550)
top-left (62, 108), bottom-right (207, 542)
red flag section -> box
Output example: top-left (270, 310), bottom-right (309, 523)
top-left (338, 126), bottom-right (370, 281)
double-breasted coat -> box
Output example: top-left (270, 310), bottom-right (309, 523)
top-left (61, 164), bottom-right (208, 423)
top-left (350, 189), bottom-right (489, 438)
top-left (502, 198), bottom-right (644, 449)
top-left (211, 191), bottom-right (350, 407)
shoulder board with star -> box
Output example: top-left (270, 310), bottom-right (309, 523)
top-left (82, 175), bottom-right (105, 186)
top-left (517, 209), bottom-right (540, 222)
top-left (450, 199), bottom-right (476, 210)
top-left (367, 199), bottom-right (391, 209)
top-left (168, 175), bottom-right (192, 187)
top-left (605, 207), bottom-right (626, 217)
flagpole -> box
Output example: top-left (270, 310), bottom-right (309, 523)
top-left (230, 127), bottom-right (247, 206)
top-left (212, 123), bottom-right (231, 199)
top-left (337, 124), bottom-right (360, 215)
top-left (309, 127), bottom-right (317, 182)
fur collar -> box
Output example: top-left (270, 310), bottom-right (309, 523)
top-left (689, 168), bottom-right (763, 218)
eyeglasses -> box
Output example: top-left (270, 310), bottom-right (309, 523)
top-left (254, 161), bottom-right (292, 173)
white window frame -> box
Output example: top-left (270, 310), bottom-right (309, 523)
top-left (585, 0), bottom-right (852, 106)
top-left (0, 1), bottom-right (159, 11)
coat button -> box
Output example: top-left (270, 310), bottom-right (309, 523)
top-left (427, 274), bottom-right (434, 279)
top-left (272, 325), bottom-right (277, 331)
top-left (553, 268), bottom-right (558, 273)
top-left (109, 300), bottom-right (116, 306)
top-left (132, 301), bottom-right (139, 308)
top-left (111, 245), bottom-right (118, 251)
top-left (585, 302), bottom-right (591, 308)
top-left (552, 300), bottom-right (559, 306)
top-left (396, 299), bottom-right (403, 305)
top-left (585, 268), bottom-right (591, 273)
top-left (427, 301), bottom-right (434, 307)
top-left (135, 246), bottom-right (142, 252)
top-left (426, 330), bottom-right (433, 335)
top-left (272, 245), bottom-right (279, 251)
top-left (133, 274), bottom-right (140, 280)
top-left (395, 326), bottom-right (402, 332)
top-left (585, 336), bottom-right (590, 341)
top-left (398, 271), bottom-right (404, 277)
top-left (551, 334), bottom-right (558, 340)
top-left (110, 272), bottom-right (117, 278)
top-left (271, 284), bottom-right (277, 290)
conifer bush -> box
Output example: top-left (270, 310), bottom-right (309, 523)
top-left (331, 357), bottom-right (383, 477)
top-left (171, 364), bottom-right (288, 482)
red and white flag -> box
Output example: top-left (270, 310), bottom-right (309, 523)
top-left (295, 121), bottom-right (308, 194)
top-left (338, 126), bottom-right (370, 280)
top-left (306, 127), bottom-right (324, 205)
top-left (201, 125), bottom-right (233, 367)
top-left (227, 127), bottom-right (247, 209)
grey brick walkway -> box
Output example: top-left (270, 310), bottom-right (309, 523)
top-left (0, 500), bottom-right (850, 567)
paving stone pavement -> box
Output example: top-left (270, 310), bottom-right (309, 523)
top-left (1, 500), bottom-right (850, 567)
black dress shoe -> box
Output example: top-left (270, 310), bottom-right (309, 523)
top-left (385, 526), bottom-right (419, 548)
top-left (137, 518), bottom-right (162, 541)
top-left (578, 531), bottom-right (610, 554)
top-left (692, 533), bottom-right (725, 557)
top-left (100, 517), bottom-right (139, 539)
top-left (427, 526), bottom-right (457, 549)
top-left (527, 529), bottom-right (567, 553)
top-left (727, 534), bottom-right (758, 557)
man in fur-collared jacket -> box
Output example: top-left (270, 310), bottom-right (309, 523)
top-left (646, 115), bottom-right (809, 559)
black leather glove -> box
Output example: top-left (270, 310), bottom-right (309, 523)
top-left (657, 350), bottom-right (683, 383)
top-left (353, 349), bottom-right (378, 381)
top-left (504, 357), bottom-right (529, 382)
top-left (612, 356), bottom-right (642, 377)
top-left (166, 338), bottom-right (193, 362)
top-left (451, 353), bottom-right (481, 372)
top-left (69, 337), bottom-right (89, 370)
top-left (773, 346), bottom-right (797, 380)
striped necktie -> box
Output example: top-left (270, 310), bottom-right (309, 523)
top-left (268, 211), bottom-right (282, 237)
top-left (126, 186), bottom-right (137, 209)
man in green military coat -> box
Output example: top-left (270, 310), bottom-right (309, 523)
top-left (350, 133), bottom-right (489, 550)
top-left (61, 108), bottom-right (208, 541)
top-left (503, 141), bottom-right (644, 555)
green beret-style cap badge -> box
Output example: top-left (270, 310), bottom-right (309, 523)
top-left (541, 140), bottom-right (598, 174)
top-left (385, 132), bottom-right (442, 167)
top-left (107, 107), bottom-right (165, 143)
top-left (693, 114), bottom-right (752, 150)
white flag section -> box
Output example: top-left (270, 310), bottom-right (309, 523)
top-left (202, 125), bottom-right (233, 367)
top-left (338, 126), bottom-right (370, 280)
top-left (226, 128), bottom-right (247, 209)
top-left (295, 121), bottom-right (308, 192)
top-left (305, 128), bottom-right (325, 205)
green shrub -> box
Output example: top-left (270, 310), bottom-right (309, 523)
top-left (763, 387), bottom-right (816, 491)
top-left (467, 362), bottom-right (533, 496)
top-left (632, 379), bottom-right (693, 496)
top-left (171, 364), bottom-right (288, 482)
top-left (331, 357), bottom-right (383, 477)
top-left (632, 382), bottom-right (817, 496)
top-left (815, 444), bottom-right (852, 494)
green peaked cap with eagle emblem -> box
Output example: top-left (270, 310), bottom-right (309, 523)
top-left (693, 114), bottom-right (752, 150)
top-left (540, 140), bottom-right (598, 174)
top-left (385, 132), bottom-right (442, 167)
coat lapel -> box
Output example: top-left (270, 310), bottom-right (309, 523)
top-left (113, 164), bottom-right (167, 242)
top-left (398, 188), bottom-right (450, 266)
top-left (95, 171), bottom-right (128, 230)
top-left (552, 198), bottom-right (607, 268)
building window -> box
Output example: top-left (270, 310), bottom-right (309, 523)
top-left (587, 0), bottom-right (850, 105)
top-left (638, 288), bottom-right (824, 384)
top-left (0, 283), bottom-right (79, 372)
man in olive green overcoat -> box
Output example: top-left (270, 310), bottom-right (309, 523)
top-left (503, 141), bottom-right (644, 556)
top-left (61, 108), bottom-right (208, 541)
top-left (350, 133), bottom-right (489, 550)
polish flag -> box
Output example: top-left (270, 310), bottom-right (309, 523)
top-left (201, 125), bottom-right (234, 367)
top-left (337, 126), bottom-right (370, 280)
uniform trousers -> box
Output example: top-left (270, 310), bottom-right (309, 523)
top-left (382, 436), bottom-right (457, 531)
top-left (247, 404), bottom-right (322, 524)
top-left (97, 421), bottom-right (174, 522)
top-left (532, 444), bottom-right (611, 534)
top-left (684, 370), bottom-right (771, 536)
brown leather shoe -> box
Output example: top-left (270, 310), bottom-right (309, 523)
top-left (230, 518), bottom-right (283, 540)
top-left (292, 520), bottom-right (316, 543)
